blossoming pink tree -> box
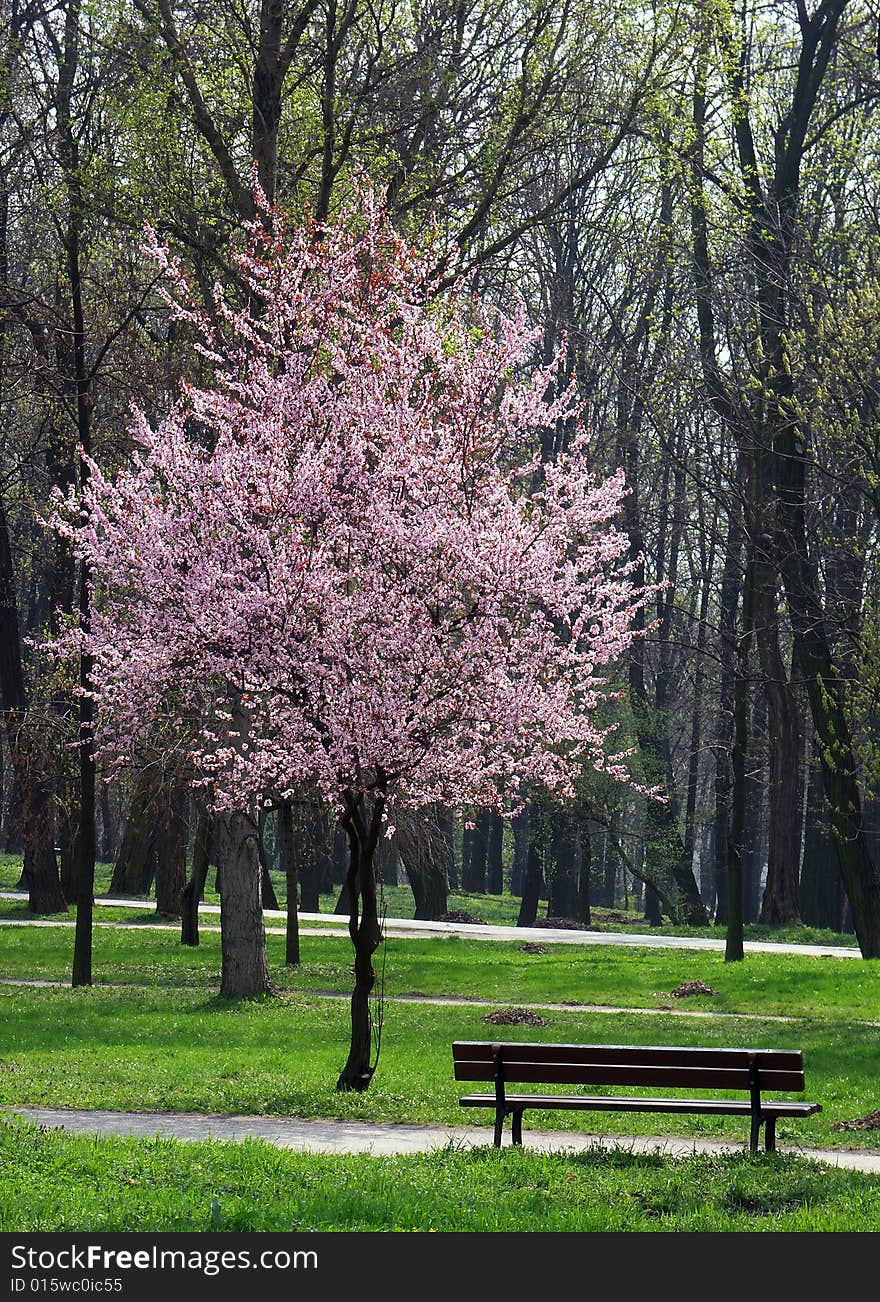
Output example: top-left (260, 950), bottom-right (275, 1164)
top-left (57, 188), bottom-right (647, 1090)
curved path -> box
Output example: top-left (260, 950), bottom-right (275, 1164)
top-left (0, 892), bottom-right (862, 958)
top-left (5, 1105), bottom-right (880, 1172)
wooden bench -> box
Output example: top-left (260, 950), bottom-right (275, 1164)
top-left (453, 1041), bottom-right (821, 1152)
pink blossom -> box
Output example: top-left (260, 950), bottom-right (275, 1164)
top-left (54, 185), bottom-right (650, 816)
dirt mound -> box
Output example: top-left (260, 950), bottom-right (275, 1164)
top-left (519, 943), bottom-right (548, 954)
top-left (440, 910), bottom-right (486, 925)
top-left (668, 980), bottom-right (716, 998)
top-left (535, 916), bottom-right (591, 931)
top-left (481, 1006), bottom-right (549, 1027)
top-left (832, 1110), bottom-right (880, 1132)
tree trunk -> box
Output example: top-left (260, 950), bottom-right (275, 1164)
top-left (397, 807), bottom-right (449, 921)
top-left (257, 809), bottom-right (280, 911)
top-left (0, 493), bottom-right (65, 914)
top-left (517, 809), bottom-right (543, 927)
top-left (155, 781), bottom-right (187, 918)
top-left (547, 806), bottom-right (578, 919)
top-left (510, 806), bottom-right (529, 895)
top-left (486, 810), bottom-right (504, 895)
top-left (742, 682), bottom-right (765, 926)
top-left (337, 784), bottom-right (386, 1092)
top-left (577, 818), bottom-right (592, 926)
top-left (180, 801), bottom-right (210, 947)
top-left (439, 807), bottom-right (457, 891)
top-left (463, 809), bottom-right (488, 892)
top-left (800, 749), bottom-right (845, 930)
top-left (278, 800), bottom-right (299, 966)
top-left (110, 772), bottom-right (158, 895)
top-left (99, 782), bottom-right (116, 863)
top-left (216, 811), bottom-right (273, 998)
top-left (755, 573), bottom-right (801, 927)
top-left (726, 550), bottom-right (756, 962)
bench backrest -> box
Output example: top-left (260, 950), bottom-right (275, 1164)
top-left (452, 1041), bottom-right (806, 1092)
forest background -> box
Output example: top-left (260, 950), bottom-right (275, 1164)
top-left (4, 0), bottom-right (880, 965)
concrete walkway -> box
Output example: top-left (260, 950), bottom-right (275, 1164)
top-left (6, 1106), bottom-right (880, 1173)
top-left (0, 891), bottom-right (862, 958)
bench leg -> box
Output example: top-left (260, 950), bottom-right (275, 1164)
top-left (765, 1117), bottom-right (776, 1153)
top-left (750, 1113), bottom-right (761, 1154)
top-left (493, 1107), bottom-right (505, 1148)
top-left (511, 1109), bottom-right (523, 1146)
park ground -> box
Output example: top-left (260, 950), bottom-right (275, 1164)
top-left (2, 855), bottom-right (880, 1232)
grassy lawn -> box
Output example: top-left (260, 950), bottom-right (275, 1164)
top-left (0, 919), bottom-right (876, 1022)
top-left (2, 1119), bottom-right (878, 1232)
top-left (0, 985), bottom-right (877, 1150)
top-left (3, 856), bottom-right (879, 1232)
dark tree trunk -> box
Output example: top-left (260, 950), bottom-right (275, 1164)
top-left (726, 550), bottom-right (756, 962)
top-left (602, 830), bottom-right (617, 909)
top-left (517, 843), bottom-right (543, 927)
top-left (59, 813), bottom-right (78, 903)
top-left (397, 807), bottom-right (449, 921)
top-left (216, 811), bottom-right (273, 998)
top-left (486, 810), bottom-right (504, 895)
top-left (438, 807), bottom-right (457, 891)
top-left (337, 783), bottom-right (386, 1092)
top-left (517, 808), bottom-right (544, 926)
top-left (99, 782), bottom-right (116, 863)
top-left (3, 764), bottom-right (23, 854)
top-left (377, 834), bottom-right (398, 887)
top-left (644, 883), bottom-right (662, 927)
top-left (742, 683), bottom-right (766, 925)
top-left (110, 772), bottom-right (158, 895)
top-left (155, 781), bottom-right (187, 918)
top-left (257, 809), bottom-right (280, 911)
top-left (577, 819), bottom-right (592, 926)
top-left (460, 819), bottom-right (474, 890)
top-left (756, 575), bottom-right (801, 927)
top-left (180, 801), bottom-right (211, 947)
top-left (510, 806), bottom-right (529, 895)
top-left (547, 807), bottom-right (578, 919)
top-left (278, 800), bottom-right (299, 966)
top-left (0, 493), bottom-right (65, 914)
top-left (800, 751), bottom-right (845, 929)
top-left (463, 810), bottom-right (488, 892)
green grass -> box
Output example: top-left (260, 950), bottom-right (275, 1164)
top-left (1, 1119), bottom-right (877, 1231)
top-left (0, 985), bottom-right (877, 1149)
top-left (0, 849), bottom-right (859, 947)
top-left (0, 919), bottom-right (875, 1022)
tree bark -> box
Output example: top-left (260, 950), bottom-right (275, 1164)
top-left (110, 771), bottom-right (159, 895)
top-left (278, 799), bottom-right (299, 965)
top-left (336, 783), bottom-right (386, 1092)
top-left (510, 806), bottom-right (529, 895)
top-left (216, 811), bottom-right (273, 998)
top-left (547, 806), bottom-right (578, 919)
top-left (155, 781), bottom-right (187, 918)
top-left (257, 808), bottom-right (280, 910)
top-left (180, 800), bottom-right (210, 946)
top-left (726, 549), bottom-right (756, 962)
top-left (486, 810), bottom-right (504, 895)
top-left (577, 818), bottom-right (592, 926)
top-left (0, 493), bottom-right (65, 914)
top-left (396, 806), bottom-right (449, 921)
top-left (517, 808), bottom-right (543, 926)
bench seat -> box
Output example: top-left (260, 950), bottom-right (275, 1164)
top-left (453, 1040), bottom-right (821, 1151)
top-left (459, 1092), bottom-right (821, 1118)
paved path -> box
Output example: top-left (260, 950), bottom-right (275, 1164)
top-left (0, 976), bottom-right (810, 1025)
top-left (6, 1106), bottom-right (880, 1173)
top-left (0, 892), bottom-right (862, 957)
